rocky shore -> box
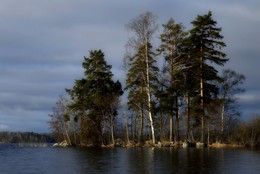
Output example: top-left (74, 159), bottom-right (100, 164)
top-left (52, 139), bottom-right (246, 148)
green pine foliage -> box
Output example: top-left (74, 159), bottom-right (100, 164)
top-left (188, 11), bottom-right (228, 101)
top-left (186, 11), bottom-right (228, 141)
top-left (125, 43), bottom-right (158, 110)
top-left (158, 18), bottom-right (187, 142)
top-left (66, 50), bottom-right (123, 146)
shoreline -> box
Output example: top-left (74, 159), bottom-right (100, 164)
top-left (53, 140), bottom-right (255, 148)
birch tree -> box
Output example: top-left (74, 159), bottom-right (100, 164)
top-left (49, 96), bottom-right (74, 146)
top-left (219, 69), bottom-right (245, 140)
top-left (125, 11), bottom-right (158, 144)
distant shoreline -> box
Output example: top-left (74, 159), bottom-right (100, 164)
top-left (0, 131), bottom-right (55, 144)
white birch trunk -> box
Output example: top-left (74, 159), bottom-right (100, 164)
top-left (145, 41), bottom-right (155, 144)
top-left (64, 121), bottom-right (71, 146)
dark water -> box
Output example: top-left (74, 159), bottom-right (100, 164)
top-left (0, 144), bottom-right (259, 174)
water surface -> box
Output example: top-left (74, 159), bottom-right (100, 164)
top-left (0, 144), bottom-right (259, 174)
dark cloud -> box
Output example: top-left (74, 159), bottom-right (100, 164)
top-left (0, 0), bottom-right (259, 132)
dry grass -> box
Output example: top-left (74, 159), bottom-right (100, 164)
top-left (209, 142), bottom-right (244, 148)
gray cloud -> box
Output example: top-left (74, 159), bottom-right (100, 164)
top-left (0, 0), bottom-right (259, 132)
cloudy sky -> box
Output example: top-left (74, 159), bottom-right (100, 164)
top-left (0, 0), bottom-right (259, 132)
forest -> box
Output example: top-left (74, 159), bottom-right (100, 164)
top-left (49, 11), bottom-right (260, 147)
top-left (0, 132), bottom-right (54, 144)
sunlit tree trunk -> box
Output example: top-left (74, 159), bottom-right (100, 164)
top-left (185, 92), bottom-right (190, 141)
top-left (65, 121), bottom-right (72, 146)
top-left (170, 113), bottom-right (173, 142)
top-left (138, 103), bottom-right (144, 144)
top-left (200, 45), bottom-right (205, 143)
top-left (145, 41), bottom-right (155, 144)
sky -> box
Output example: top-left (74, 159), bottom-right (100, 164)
top-left (0, 0), bottom-right (259, 132)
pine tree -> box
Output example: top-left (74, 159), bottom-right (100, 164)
top-left (66, 50), bottom-right (123, 146)
top-left (188, 11), bottom-right (228, 142)
top-left (159, 18), bottom-right (187, 142)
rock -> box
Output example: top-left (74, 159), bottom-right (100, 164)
top-left (53, 140), bottom-right (69, 147)
top-left (60, 141), bottom-right (69, 147)
top-left (182, 142), bottom-right (188, 148)
top-left (169, 141), bottom-right (174, 146)
top-left (53, 143), bottom-right (59, 147)
top-left (196, 142), bottom-right (205, 148)
top-left (157, 141), bottom-right (162, 148)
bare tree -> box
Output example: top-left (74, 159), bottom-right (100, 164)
top-left (219, 69), bottom-right (245, 140)
top-left (49, 96), bottom-right (75, 146)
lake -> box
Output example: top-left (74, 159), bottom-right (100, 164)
top-left (0, 144), bottom-right (259, 174)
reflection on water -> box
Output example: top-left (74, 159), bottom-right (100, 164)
top-left (0, 144), bottom-right (259, 174)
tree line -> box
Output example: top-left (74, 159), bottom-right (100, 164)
top-left (0, 132), bottom-right (54, 143)
top-left (48, 11), bottom-right (257, 147)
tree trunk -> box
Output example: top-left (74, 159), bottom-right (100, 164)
top-left (160, 113), bottom-right (163, 142)
top-left (221, 103), bottom-right (225, 141)
top-left (111, 118), bottom-right (115, 146)
top-left (200, 76), bottom-right (205, 143)
top-left (132, 115), bottom-right (135, 141)
top-left (145, 41), bottom-right (155, 144)
top-left (169, 42), bottom-right (174, 143)
top-left (64, 122), bottom-right (71, 146)
top-left (185, 92), bottom-right (190, 141)
top-left (132, 115), bottom-right (138, 140)
top-left (79, 115), bottom-right (84, 146)
top-left (147, 95), bottom-right (155, 144)
top-left (200, 44), bottom-right (205, 142)
top-left (138, 108), bottom-right (144, 144)
top-left (175, 97), bottom-right (180, 142)
top-left (73, 122), bottom-right (77, 146)
top-left (123, 113), bottom-right (130, 145)
top-left (176, 113), bottom-right (180, 142)
top-left (207, 123), bottom-right (210, 145)
top-left (170, 112), bottom-right (173, 142)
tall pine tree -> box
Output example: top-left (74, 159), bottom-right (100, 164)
top-left (159, 18), bottom-right (187, 142)
top-left (188, 11), bottom-right (228, 142)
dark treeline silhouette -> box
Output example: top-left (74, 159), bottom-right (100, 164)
top-left (0, 132), bottom-right (55, 143)
top-left (49, 11), bottom-right (259, 147)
